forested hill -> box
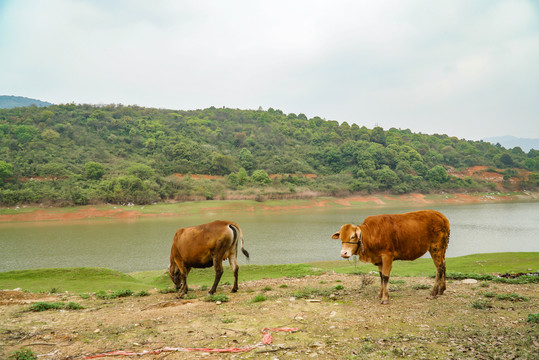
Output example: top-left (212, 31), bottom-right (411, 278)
top-left (0, 104), bottom-right (537, 206)
top-left (0, 95), bottom-right (52, 109)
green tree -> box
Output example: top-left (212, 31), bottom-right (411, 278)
top-left (426, 165), bottom-right (448, 184)
top-left (375, 166), bottom-right (399, 190)
top-left (128, 164), bottom-right (155, 180)
top-left (251, 169), bottom-right (271, 185)
top-left (370, 126), bottom-right (386, 145)
top-left (15, 125), bottom-right (37, 143)
top-left (0, 161), bottom-right (13, 183)
top-left (499, 153), bottom-right (514, 167)
top-left (237, 168), bottom-right (249, 185)
top-left (211, 153), bottom-right (235, 175)
top-left (41, 129), bottom-right (60, 142)
top-left (239, 148), bottom-right (254, 170)
top-left (84, 162), bottom-right (106, 180)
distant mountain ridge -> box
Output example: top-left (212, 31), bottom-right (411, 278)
top-left (483, 136), bottom-right (538, 152)
top-left (0, 95), bottom-right (52, 109)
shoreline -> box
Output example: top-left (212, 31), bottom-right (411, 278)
top-left (0, 191), bottom-right (537, 223)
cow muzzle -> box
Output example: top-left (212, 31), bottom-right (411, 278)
top-left (340, 249), bottom-right (352, 258)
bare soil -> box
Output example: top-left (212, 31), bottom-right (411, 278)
top-left (1, 273), bottom-right (537, 359)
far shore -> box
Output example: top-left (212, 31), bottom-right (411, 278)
top-left (0, 191), bottom-right (539, 223)
top-left (0, 191), bottom-right (537, 223)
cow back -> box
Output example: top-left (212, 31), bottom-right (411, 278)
top-left (360, 210), bottom-right (449, 261)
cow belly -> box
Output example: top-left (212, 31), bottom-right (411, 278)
top-left (393, 245), bottom-right (429, 261)
top-left (188, 259), bottom-right (214, 268)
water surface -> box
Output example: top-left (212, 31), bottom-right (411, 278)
top-left (1, 202), bottom-right (537, 272)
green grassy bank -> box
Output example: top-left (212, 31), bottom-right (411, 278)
top-left (0, 253), bottom-right (537, 294)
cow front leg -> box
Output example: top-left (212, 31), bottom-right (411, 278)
top-left (380, 255), bottom-right (393, 305)
top-left (209, 259), bottom-right (224, 295)
top-left (377, 264), bottom-right (384, 299)
top-left (178, 267), bottom-right (190, 298)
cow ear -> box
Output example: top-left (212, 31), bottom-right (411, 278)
top-left (331, 232), bottom-right (340, 240)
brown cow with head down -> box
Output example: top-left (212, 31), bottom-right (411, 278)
top-left (332, 210), bottom-right (449, 304)
top-left (168, 220), bottom-right (249, 297)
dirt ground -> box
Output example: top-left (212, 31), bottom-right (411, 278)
top-left (1, 273), bottom-right (537, 359)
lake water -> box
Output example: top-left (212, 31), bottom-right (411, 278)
top-left (1, 202), bottom-right (538, 273)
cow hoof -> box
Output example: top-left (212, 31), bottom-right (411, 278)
top-left (231, 288), bottom-right (238, 293)
top-left (380, 300), bottom-right (389, 305)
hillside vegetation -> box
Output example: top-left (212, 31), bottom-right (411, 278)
top-left (0, 104), bottom-right (537, 206)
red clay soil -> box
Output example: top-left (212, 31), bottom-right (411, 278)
top-left (447, 166), bottom-right (533, 191)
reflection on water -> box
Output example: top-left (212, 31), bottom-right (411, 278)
top-left (1, 202), bottom-right (538, 272)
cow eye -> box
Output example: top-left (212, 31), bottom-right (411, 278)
top-left (350, 234), bottom-right (356, 241)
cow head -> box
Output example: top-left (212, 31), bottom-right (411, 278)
top-left (332, 224), bottom-right (362, 258)
top-left (167, 263), bottom-right (181, 289)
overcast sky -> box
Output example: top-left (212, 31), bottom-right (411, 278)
top-left (1, 0), bottom-right (538, 140)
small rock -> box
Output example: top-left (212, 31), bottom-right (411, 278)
top-left (94, 329), bottom-right (100, 333)
top-left (216, 301), bottom-right (222, 305)
top-left (329, 311), bottom-right (337, 318)
top-left (13, 288), bottom-right (22, 292)
top-left (462, 279), bottom-right (478, 284)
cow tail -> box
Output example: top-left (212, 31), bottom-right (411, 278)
top-left (230, 224), bottom-right (249, 260)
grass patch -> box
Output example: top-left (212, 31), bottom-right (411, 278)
top-left (135, 290), bottom-right (150, 297)
top-left (447, 272), bottom-right (538, 284)
top-left (96, 289), bottom-right (134, 300)
top-left (527, 313), bottom-right (539, 323)
top-left (251, 294), bottom-right (267, 303)
top-left (158, 287), bottom-right (177, 294)
top-left (316, 253), bottom-right (538, 277)
top-left (293, 286), bottom-right (331, 299)
top-left (411, 284), bottom-right (431, 290)
top-left (9, 348), bottom-right (38, 360)
top-left (471, 299), bottom-right (492, 310)
top-left (494, 293), bottom-right (529, 302)
top-left (0, 267), bottom-right (150, 293)
top-left (204, 294), bottom-right (229, 303)
top-left (28, 301), bottom-right (84, 312)
top-left (1, 253), bottom-right (536, 294)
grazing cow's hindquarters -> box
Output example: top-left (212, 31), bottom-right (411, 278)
top-left (169, 220), bottom-right (249, 297)
top-left (332, 210), bottom-right (449, 304)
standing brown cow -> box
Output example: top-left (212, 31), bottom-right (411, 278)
top-left (332, 210), bottom-right (449, 304)
top-left (168, 220), bottom-right (249, 297)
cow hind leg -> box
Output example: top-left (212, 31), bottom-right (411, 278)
top-left (379, 255), bottom-right (393, 305)
top-left (377, 265), bottom-right (384, 300)
top-left (209, 256), bottom-right (224, 295)
top-left (229, 254), bottom-right (239, 293)
top-left (429, 239), bottom-right (448, 297)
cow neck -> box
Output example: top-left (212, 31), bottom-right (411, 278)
top-left (356, 224), bottom-right (367, 258)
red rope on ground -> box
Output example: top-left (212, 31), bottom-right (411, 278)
top-left (83, 327), bottom-right (299, 358)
